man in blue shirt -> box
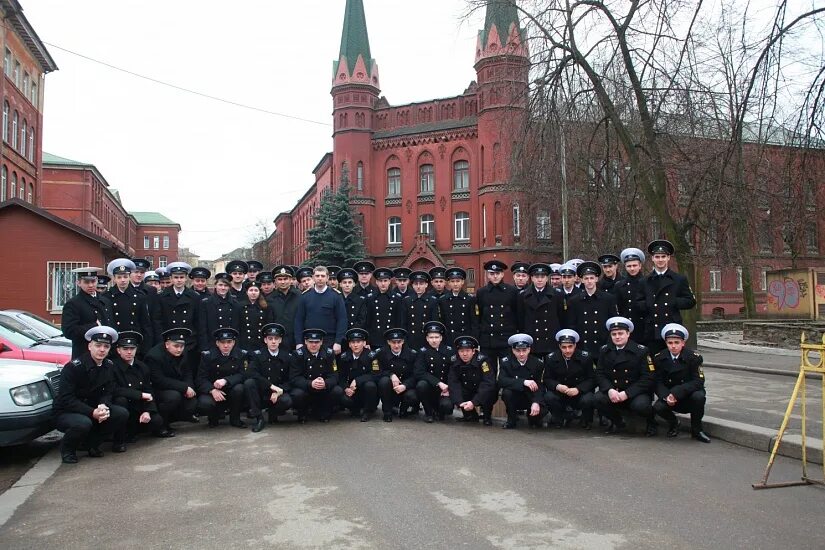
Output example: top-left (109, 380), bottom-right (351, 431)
top-left (293, 266), bottom-right (347, 353)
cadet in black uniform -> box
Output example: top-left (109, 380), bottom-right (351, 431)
top-left (549, 263), bottom-right (563, 289)
top-left (567, 261), bottom-right (619, 362)
top-left (288, 329), bottom-right (341, 422)
top-left (448, 336), bottom-right (497, 425)
top-left (337, 268), bottom-right (367, 332)
top-left (226, 260), bottom-right (248, 300)
top-left (61, 267), bottom-right (111, 359)
top-left (393, 267), bottom-right (413, 299)
top-left (592, 317), bottom-right (657, 435)
top-left (189, 267), bottom-right (212, 298)
top-left (414, 321), bottom-right (454, 423)
top-left (643, 240), bottom-right (697, 355)
top-left (652, 323), bottom-right (710, 443)
top-left (105, 259), bottom-right (157, 354)
top-left (400, 270), bottom-right (439, 350)
top-left (438, 267), bottom-right (478, 345)
top-left (259, 272), bottom-right (276, 301)
top-left (326, 266), bottom-right (341, 290)
top-left (244, 323), bottom-right (294, 432)
top-left (269, 265), bottom-right (302, 351)
top-left (597, 254), bottom-right (621, 292)
top-left (475, 260), bottom-right (520, 378)
top-left (365, 267), bottom-right (403, 348)
top-left (129, 258), bottom-right (155, 295)
top-left (111, 331), bottom-right (171, 442)
top-left (353, 261), bottom-right (378, 298)
top-left (96, 274), bottom-right (110, 295)
top-left (198, 273), bottom-right (239, 351)
top-left (197, 328), bottom-right (249, 428)
top-left (155, 262), bottom-right (201, 374)
top-left (427, 266), bottom-right (448, 300)
top-left (337, 328), bottom-right (380, 421)
top-left (246, 260), bottom-right (264, 282)
top-left (295, 266), bottom-right (314, 292)
top-left (53, 326), bottom-right (129, 463)
top-left (498, 334), bottom-right (545, 429)
top-left (237, 281), bottom-right (274, 351)
top-left (612, 248), bottom-right (649, 344)
top-left (510, 261), bottom-right (530, 291)
top-left (376, 328), bottom-right (419, 422)
top-left (146, 328), bottom-right (199, 432)
top-left (558, 263), bottom-right (582, 329)
top-left (543, 329), bottom-right (597, 429)
top-left (516, 263), bottom-right (564, 358)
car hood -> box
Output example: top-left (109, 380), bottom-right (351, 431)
top-left (0, 359), bottom-right (59, 385)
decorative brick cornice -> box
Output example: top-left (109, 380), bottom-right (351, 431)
top-left (373, 127), bottom-right (478, 151)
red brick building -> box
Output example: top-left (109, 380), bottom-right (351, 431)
top-left (129, 212), bottom-right (181, 270)
top-left (269, 0), bottom-right (535, 291)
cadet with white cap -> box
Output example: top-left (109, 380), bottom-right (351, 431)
top-left (612, 247), bottom-right (649, 344)
top-left (643, 239), bottom-right (696, 355)
top-left (157, 261), bottom-right (201, 376)
top-left (499, 334), bottom-right (545, 429)
top-left (105, 258), bottom-right (156, 352)
top-left (652, 323), bottom-right (710, 443)
top-left (53, 325), bottom-right (128, 463)
top-left (542, 329), bottom-right (597, 429)
top-left (61, 267), bottom-right (112, 359)
top-left (592, 316), bottom-right (657, 435)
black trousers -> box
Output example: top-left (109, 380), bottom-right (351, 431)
top-left (243, 378), bottom-right (293, 418)
top-left (155, 389), bottom-right (198, 427)
top-left (112, 397), bottom-right (164, 437)
top-left (290, 386), bottom-right (342, 419)
top-left (653, 390), bottom-right (706, 431)
top-left (480, 346), bottom-right (508, 379)
top-left (593, 392), bottom-right (653, 424)
top-left (545, 391), bottom-right (596, 422)
top-left (501, 388), bottom-right (544, 422)
top-left (55, 405), bottom-right (128, 452)
top-left (415, 380), bottom-right (452, 418)
top-left (456, 387), bottom-right (496, 420)
top-left (197, 383), bottom-right (246, 422)
top-left (377, 376), bottom-right (418, 414)
top-left (339, 380), bottom-right (379, 414)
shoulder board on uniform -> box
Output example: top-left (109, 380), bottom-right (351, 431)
top-left (580, 350), bottom-right (590, 358)
top-left (546, 351), bottom-right (556, 360)
top-left (201, 296), bottom-right (209, 302)
top-left (420, 346), bottom-right (427, 352)
top-left (201, 349), bottom-right (211, 356)
top-left (240, 349), bottom-right (248, 355)
top-left (637, 343), bottom-right (648, 352)
top-left (333, 288), bottom-right (341, 294)
top-left (301, 288), bottom-right (310, 294)
top-left (500, 356), bottom-right (510, 363)
top-left (477, 353), bottom-right (488, 362)
top-left (104, 358), bottom-right (114, 366)
top-left (600, 344), bottom-right (610, 354)
top-left (71, 358), bottom-right (81, 365)
top-left (326, 348), bottom-right (333, 355)
top-left (653, 349), bottom-right (668, 360)
top-left (253, 349), bottom-right (262, 355)
top-left (450, 354), bottom-right (457, 362)
top-left (445, 346), bottom-right (453, 353)
top-left (295, 348), bottom-right (304, 356)
top-left (368, 350), bottom-right (378, 359)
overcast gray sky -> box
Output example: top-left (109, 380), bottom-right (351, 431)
top-left (26, 0), bottom-right (485, 260)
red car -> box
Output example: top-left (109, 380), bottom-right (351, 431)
top-left (0, 324), bottom-right (70, 366)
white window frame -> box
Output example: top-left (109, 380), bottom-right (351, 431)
top-left (453, 160), bottom-right (470, 190)
top-left (1, 165), bottom-right (5, 201)
top-left (356, 161), bottom-right (364, 191)
top-left (736, 267), bottom-right (743, 292)
top-left (31, 83), bottom-right (37, 108)
top-left (158, 256), bottom-right (168, 268)
top-left (454, 212), bottom-right (470, 241)
top-left (760, 268), bottom-right (769, 292)
top-left (2, 102), bottom-right (7, 142)
top-left (387, 168), bottom-right (401, 196)
top-left (388, 217), bottom-right (402, 245)
top-left (3, 49), bottom-right (9, 77)
top-left (11, 111), bottom-right (17, 149)
top-left (419, 164), bottom-right (434, 194)
top-left (28, 128), bottom-right (33, 162)
top-left (710, 269), bottom-right (722, 292)
top-left (143, 235), bottom-right (150, 249)
top-left (20, 121), bottom-right (25, 156)
top-left (512, 203), bottom-right (520, 237)
top-left (153, 236), bottom-right (160, 249)
top-left (163, 235), bottom-right (170, 249)
top-left (47, 261), bottom-right (89, 312)
top-left (420, 214), bottom-right (434, 239)
top-left (536, 210), bottom-right (551, 240)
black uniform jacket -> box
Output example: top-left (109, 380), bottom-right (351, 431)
top-left (414, 344), bottom-right (454, 386)
top-left (610, 274), bottom-right (648, 341)
top-left (476, 282), bottom-right (519, 348)
top-left (498, 353), bottom-right (544, 403)
top-left (246, 348), bottom-right (293, 390)
top-left (112, 356), bottom-right (158, 413)
top-left (438, 291), bottom-right (478, 343)
top-left (288, 347), bottom-right (339, 390)
top-left (596, 342), bottom-right (655, 399)
top-left (146, 343), bottom-right (194, 394)
top-left (447, 353), bottom-right (496, 406)
top-left (375, 346), bottom-right (417, 389)
top-left (566, 290), bottom-right (619, 357)
top-left (652, 347), bottom-right (705, 400)
top-left (341, 292), bottom-right (368, 330)
top-left (337, 348), bottom-right (379, 386)
top-left (516, 285), bottom-right (564, 354)
top-left (156, 288), bottom-right (201, 346)
top-left (53, 353), bottom-right (115, 416)
top-left (644, 269), bottom-right (696, 341)
top-left (542, 348), bottom-right (596, 394)
top-left (198, 293), bottom-right (239, 350)
top-left (61, 291), bottom-right (110, 358)
top-left (196, 346), bottom-right (249, 394)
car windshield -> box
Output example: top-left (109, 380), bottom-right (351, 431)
top-left (12, 311), bottom-right (63, 338)
top-left (0, 323), bottom-right (38, 347)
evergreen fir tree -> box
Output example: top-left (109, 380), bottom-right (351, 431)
top-left (306, 164), bottom-right (367, 267)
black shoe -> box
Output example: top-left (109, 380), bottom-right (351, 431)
top-left (319, 417), bottom-right (330, 423)
top-left (646, 420), bottom-right (658, 437)
top-left (425, 415), bottom-right (434, 424)
top-left (581, 420), bottom-right (592, 431)
top-left (297, 415), bottom-right (307, 424)
top-left (383, 413), bottom-right (393, 422)
top-left (252, 416), bottom-right (266, 433)
top-left (61, 451), bottom-right (78, 464)
top-left (463, 412), bottom-right (479, 423)
top-left (692, 430), bottom-right (711, 443)
top-left (482, 417), bottom-right (493, 426)
top-left (230, 418), bottom-right (247, 429)
top-left (361, 412), bottom-right (370, 422)
top-left (605, 421), bottom-right (625, 435)
top-left (126, 433), bottom-right (139, 444)
top-left (87, 447), bottom-right (104, 458)
top-left (599, 416), bottom-right (609, 427)
top-left (153, 429), bottom-right (175, 438)
top-left (268, 411), bottom-right (279, 424)
top-left (437, 412), bottom-right (445, 421)
top-left (188, 415), bottom-right (200, 423)
top-left (112, 443), bottom-right (127, 453)
top-left (208, 417), bottom-right (219, 428)
top-left (502, 420), bottom-right (517, 429)
top-left (667, 420), bottom-right (680, 438)
top-left (398, 409), bottom-right (409, 419)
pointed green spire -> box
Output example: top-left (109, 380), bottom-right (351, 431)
top-left (480, 0), bottom-right (522, 46)
top-left (334, 0), bottom-right (373, 77)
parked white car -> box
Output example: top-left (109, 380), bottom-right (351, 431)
top-left (0, 358), bottom-right (61, 446)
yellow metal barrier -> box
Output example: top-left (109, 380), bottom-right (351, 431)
top-left (753, 333), bottom-right (825, 489)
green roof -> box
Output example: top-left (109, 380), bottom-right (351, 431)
top-left (334, 0), bottom-right (373, 77)
top-left (481, 0), bottom-right (523, 46)
top-left (130, 211), bottom-right (179, 226)
top-left (42, 152), bottom-right (90, 166)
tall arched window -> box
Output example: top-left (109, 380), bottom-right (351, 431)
top-left (2, 102), bottom-right (8, 142)
top-left (387, 217), bottom-right (402, 245)
top-left (28, 182), bottom-right (33, 203)
top-left (0, 165), bottom-right (6, 201)
top-left (28, 128), bottom-right (34, 161)
top-left (10, 172), bottom-right (16, 199)
top-left (387, 167), bottom-right (401, 196)
top-left (11, 111), bottom-right (17, 149)
top-left (454, 212), bottom-right (470, 241)
top-left (20, 120), bottom-right (26, 156)
top-left (419, 214), bottom-right (435, 239)
top-left (356, 161), bottom-right (364, 191)
top-left (419, 164), bottom-right (434, 194)
top-left (19, 177), bottom-right (25, 199)
top-left (453, 160), bottom-right (470, 190)
top-left (512, 203), bottom-right (520, 237)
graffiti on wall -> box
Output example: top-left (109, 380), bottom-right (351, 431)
top-left (767, 277), bottom-right (808, 310)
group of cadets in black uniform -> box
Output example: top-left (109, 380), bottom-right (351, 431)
top-left (54, 239), bottom-right (709, 465)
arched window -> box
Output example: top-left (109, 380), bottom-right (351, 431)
top-left (356, 161), bottom-right (364, 191)
top-left (536, 211), bottom-right (551, 240)
top-left (20, 120), bottom-right (26, 156)
top-left (0, 165), bottom-right (6, 201)
top-left (2, 102), bottom-right (7, 142)
top-left (28, 128), bottom-right (34, 161)
top-left (454, 212), bottom-right (470, 241)
top-left (19, 177), bottom-right (25, 199)
top-left (387, 167), bottom-right (401, 196)
top-left (31, 83), bottom-right (37, 108)
top-left (453, 160), bottom-right (470, 190)
top-left (10, 172), bottom-right (16, 199)
top-left (419, 214), bottom-right (435, 239)
top-left (27, 182), bottom-right (33, 203)
top-left (419, 164), bottom-right (434, 194)
top-left (512, 203), bottom-right (520, 237)
top-left (387, 217), bottom-right (402, 245)
top-left (11, 111), bottom-right (17, 149)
